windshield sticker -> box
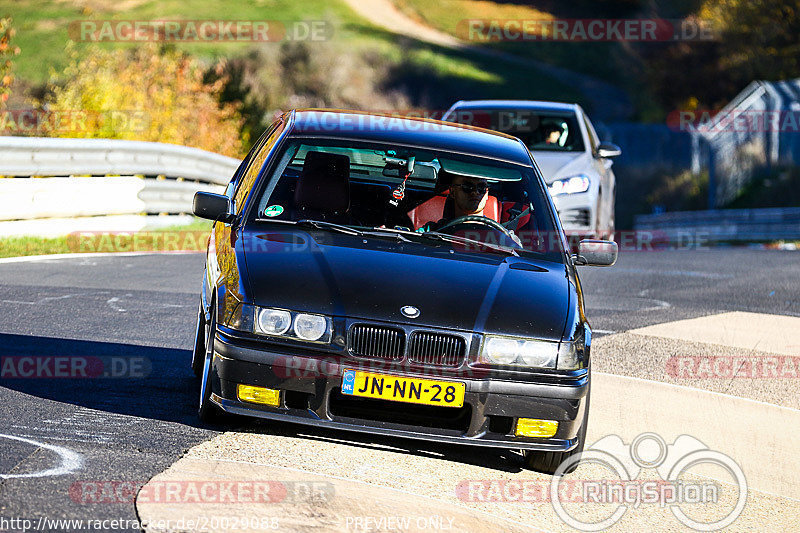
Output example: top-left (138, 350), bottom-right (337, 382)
top-left (264, 205), bottom-right (284, 217)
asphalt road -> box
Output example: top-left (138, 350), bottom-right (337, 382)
top-left (0, 249), bottom-right (797, 532)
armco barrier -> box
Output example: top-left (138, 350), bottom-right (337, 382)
top-left (0, 177), bottom-right (223, 220)
top-left (0, 137), bottom-right (240, 184)
top-left (634, 207), bottom-right (800, 243)
top-left (0, 137), bottom-right (241, 223)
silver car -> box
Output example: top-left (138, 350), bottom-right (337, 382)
top-left (443, 100), bottom-right (621, 239)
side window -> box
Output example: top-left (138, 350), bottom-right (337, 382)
top-left (582, 115), bottom-right (599, 153)
top-left (233, 120), bottom-right (284, 214)
top-left (225, 151), bottom-right (254, 199)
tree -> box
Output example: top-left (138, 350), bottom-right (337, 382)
top-left (0, 16), bottom-right (20, 108)
top-left (45, 44), bottom-right (246, 157)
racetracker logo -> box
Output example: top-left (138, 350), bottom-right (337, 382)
top-left (0, 356), bottom-right (150, 379)
top-left (69, 20), bottom-right (333, 42)
top-left (667, 109), bottom-right (800, 133)
top-left (69, 480), bottom-right (333, 504)
top-left (272, 356), bottom-right (492, 380)
top-left (0, 109), bottom-right (148, 135)
top-left (457, 18), bottom-right (715, 42)
top-left (667, 356), bottom-right (800, 379)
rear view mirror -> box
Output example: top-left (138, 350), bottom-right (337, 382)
top-left (573, 239), bottom-right (618, 266)
top-left (193, 192), bottom-right (233, 222)
top-left (596, 143), bottom-right (622, 158)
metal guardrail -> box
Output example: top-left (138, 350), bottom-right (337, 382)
top-left (634, 207), bottom-right (800, 243)
top-left (0, 137), bottom-right (242, 224)
top-left (0, 136), bottom-right (241, 184)
top-left (0, 177), bottom-right (223, 220)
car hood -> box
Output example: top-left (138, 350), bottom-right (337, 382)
top-left (240, 229), bottom-right (571, 339)
top-left (531, 151), bottom-right (592, 183)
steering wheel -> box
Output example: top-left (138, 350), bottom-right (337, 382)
top-left (435, 215), bottom-right (521, 246)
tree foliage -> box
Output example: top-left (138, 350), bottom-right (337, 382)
top-left (45, 44), bottom-right (246, 157)
top-left (0, 16), bottom-right (21, 107)
top-left (644, 0), bottom-right (800, 111)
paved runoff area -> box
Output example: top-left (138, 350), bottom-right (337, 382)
top-left (138, 312), bottom-right (800, 532)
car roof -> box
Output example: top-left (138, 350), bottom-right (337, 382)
top-left (287, 109), bottom-right (533, 167)
top-left (449, 99), bottom-right (580, 113)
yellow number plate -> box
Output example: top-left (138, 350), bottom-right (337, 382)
top-left (341, 369), bottom-right (465, 407)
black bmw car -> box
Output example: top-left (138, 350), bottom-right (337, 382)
top-left (190, 110), bottom-right (617, 474)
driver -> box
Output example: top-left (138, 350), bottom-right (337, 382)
top-left (543, 124), bottom-right (562, 145)
top-left (419, 176), bottom-right (490, 232)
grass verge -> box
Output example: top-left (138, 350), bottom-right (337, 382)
top-left (0, 218), bottom-right (212, 258)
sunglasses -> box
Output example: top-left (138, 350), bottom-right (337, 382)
top-left (453, 182), bottom-right (489, 194)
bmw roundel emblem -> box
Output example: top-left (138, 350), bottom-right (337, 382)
top-left (400, 305), bottom-right (420, 318)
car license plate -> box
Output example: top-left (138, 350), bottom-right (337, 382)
top-left (341, 369), bottom-right (465, 407)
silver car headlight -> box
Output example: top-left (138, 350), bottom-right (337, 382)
top-left (232, 304), bottom-right (332, 344)
top-left (549, 174), bottom-right (590, 196)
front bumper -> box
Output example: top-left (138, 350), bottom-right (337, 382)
top-left (209, 331), bottom-right (590, 452)
top-left (552, 192), bottom-right (595, 233)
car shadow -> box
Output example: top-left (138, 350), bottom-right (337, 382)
top-left (0, 332), bottom-right (199, 425)
top-left (0, 332), bottom-right (527, 473)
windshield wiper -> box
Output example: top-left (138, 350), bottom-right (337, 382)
top-left (422, 231), bottom-right (519, 257)
top-left (363, 226), bottom-right (416, 242)
top-left (296, 219), bottom-right (363, 236)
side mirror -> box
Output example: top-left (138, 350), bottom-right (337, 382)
top-left (596, 142), bottom-right (622, 158)
top-left (573, 239), bottom-right (618, 267)
top-left (193, 192), bottom-right (234, 222)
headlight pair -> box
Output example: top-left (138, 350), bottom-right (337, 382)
top-left (479, 334), bottom-right (585, 370)
top-left (548, 174), bottom-right (590, 196)
top-left (232, 304), bottom-right (332, 343)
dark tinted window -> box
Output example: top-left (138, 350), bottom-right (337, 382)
top-left (448, 108), bottom-right (585, 152)
top-left (251, 137), bottom-right (565, 262)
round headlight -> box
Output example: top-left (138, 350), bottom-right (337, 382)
top-left (484, 337), bottom-right (519, 365)
top-left (257, 308), bottom-right (291, 335)
top-left (293, 313), bottom-right (327, 341)
top-left (518, 340), bottom-right (558, 368)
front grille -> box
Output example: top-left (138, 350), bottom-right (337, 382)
top-left (348, 325), bottom-right (405, 361)
top-left (407, 332), bottom-right (466, 367)
top-left (559, 208), bottom-right (591, 227)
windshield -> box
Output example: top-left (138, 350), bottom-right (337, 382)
top-left (251, 137), bottom-right (565, 262)
top-left (449, 108), bottom-right (585, 153)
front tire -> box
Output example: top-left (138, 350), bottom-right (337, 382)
top-left (191, 301), bottom-right (206, 377)
top-left (523, 380), bottom-right (591, 475)
top-left (198, 305), bottom-right (227, 424)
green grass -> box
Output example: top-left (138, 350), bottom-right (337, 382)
top-left (392, 0), bottom-right (626, 83)
top-left (0, 217), bottom-right (213, 258)
top-left (2, 0), bottom-right (580, 106)
top-left (2, 0), bottom-right (362, 84)
top-left (0, 235), bottom-right (74, 258)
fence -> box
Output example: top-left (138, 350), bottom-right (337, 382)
top-left (0, 137), bottom-right (241, 225)
top-left (634, 207), bottom-right (800, 244)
